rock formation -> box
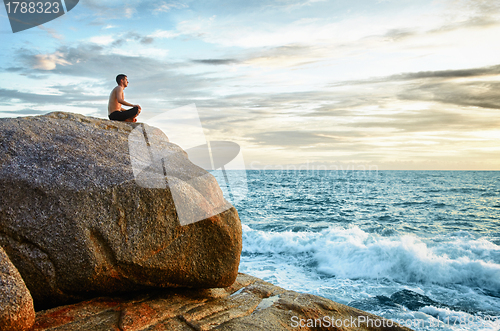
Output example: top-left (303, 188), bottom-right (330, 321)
top-left (0, 246), bottom-right (35, 331)
top-left (0, 112), bottom-right (242, 310)
top-left (32, 273), bottom-right (412, 331)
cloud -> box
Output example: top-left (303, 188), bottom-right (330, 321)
top-left (383, 28), bottom-right (416, 42)
top-left (189, 44), bottom-right (326, 70)
top-left (124, 7), bottom-right (136, 18)
top-left (393, 65), bottom-right (500, 80)
top-left (283, 0), bottom-right (328, 10)
top-left (80, 0), bottom-right (144, 25)
top-left (248, 130), bottom-right (337, 147)
top-left (191, 59), bottom-right (240, 65)
top-left (4, 39), bottom-right (232, 119)
top-left (431, 16), bottom-right (499, 33)
top-left (188, 60), bottom-right (500, 145)
top-left (4, 67), bottom-right (23, 73)
top-left (35, 25), bottom-right (64, 40)
top-left (30, 52), bottom-right (72, 71)
top-left (150, 30), bottom-right (180, 39)
top-left (320, 64), bottom-right (500, 113)
top-left (342, 65), bottom-right (500, 111)
top-left (18, 45), bottom-right (102, 73)
top-left (242, 44), bottom-right (323, 67)
top-left (89, 35), bottom-right (115, 45)
top-left (0, 108), bottom-right (51, 116)
top-left (0, 87), bottom-right (84, 105)
top-left (141, 37), bottom-right (154, 44)
top-left (11, 34), bottom-right (500, 140)
top-left (333, 64), bottom-right (500, 86)
top-left (106, 32), bottom-right (156, 47)
top-left (17, 43), bottom-right (150, 77)
top-left (418, 0), bottom-right (500, 37)
top-left (153, 1), bottom-right (188, 13)
top-left (400, 81), bottom-right (500, 110)
top-left (349, 109), bottom-right (500, 133)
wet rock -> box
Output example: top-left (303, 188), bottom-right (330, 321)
top-left (390, 290), bottom-right (441, 311)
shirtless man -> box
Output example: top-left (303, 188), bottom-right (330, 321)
top-left (108, 74), bottom-right (141, 122)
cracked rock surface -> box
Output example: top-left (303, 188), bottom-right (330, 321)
top-left (33, 273), bottom-right (412, 331)
top-left (0, 112), bottom-right (242, 310)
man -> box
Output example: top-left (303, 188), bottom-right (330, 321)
top-left (108, 74), bottom-right (141, 122)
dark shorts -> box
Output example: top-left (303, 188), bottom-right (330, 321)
top-left (108, 107), bottom-right (139, 121)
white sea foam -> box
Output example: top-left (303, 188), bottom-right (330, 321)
top-left (419, 306), bottom-right (500, 331)
top-left (241, 225), bottom-right (500, 292)
top-left (419, 306), bottom-right (472, 322)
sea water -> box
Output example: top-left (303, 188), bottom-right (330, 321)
top-left (222, 170), bottom-right (500, 331)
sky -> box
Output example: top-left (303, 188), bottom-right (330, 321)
top-left (1, 0), bottom-right (500, 170)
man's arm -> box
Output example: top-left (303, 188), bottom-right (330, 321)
top-left (115, 88), bottom-right (138, 108)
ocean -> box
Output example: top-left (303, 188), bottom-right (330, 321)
top-left (224, 170), bottom-right (500, 331)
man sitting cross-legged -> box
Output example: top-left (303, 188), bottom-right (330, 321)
top-left (108, 74), bottom-right (141, 122)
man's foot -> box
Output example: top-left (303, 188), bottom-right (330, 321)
top-left (124, 114), bottom-right (139, 123)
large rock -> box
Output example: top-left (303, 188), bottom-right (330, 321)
top-left (32, 273), bottom-right (413, 331)
top-left (0, 112), bottom-right (242, 310)
top-left (0, 246), bottom-right (35, 331)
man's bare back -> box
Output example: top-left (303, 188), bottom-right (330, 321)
top-left (108, 74), bottom-right (141, 122)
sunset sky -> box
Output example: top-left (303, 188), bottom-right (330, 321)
top-left (1, 0), bottom-right (499, 170)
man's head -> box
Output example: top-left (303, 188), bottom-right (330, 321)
top-left (116, 74), bottom-right (128, 87)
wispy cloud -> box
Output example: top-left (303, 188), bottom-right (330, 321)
top-left (192, 59), bottom-right (240, 65)
top-left (153, 1), bottom-right (188, 13)
top-left (399, 80), bottom-right (500, 110)
top-left (0, 87), bottom-right (101, 104)
top-left (80, 0), bottom-right (144, 25)
top-left (331, 65), bottom-right (500, 85)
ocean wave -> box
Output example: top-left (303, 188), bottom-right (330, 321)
top-left (242, 225), bottom-right (500, 292)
